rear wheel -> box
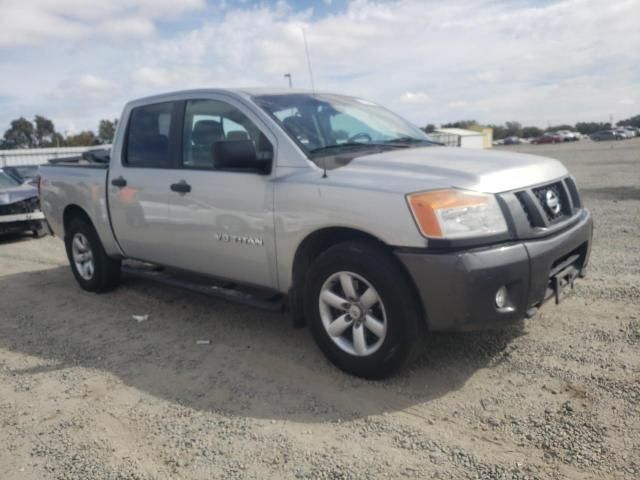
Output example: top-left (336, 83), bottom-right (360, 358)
top-left (304, 241), bottom-right (424, 379)
top-left (64, 218), bottom-right (121, 292)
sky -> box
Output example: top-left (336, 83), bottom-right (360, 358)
top-left (0, 0), bottom-right (638, 134)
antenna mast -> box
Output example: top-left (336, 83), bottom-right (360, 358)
top-left (302, 29), bottom-right (316, 93)
top-left (302, 28), bottom-right (326, 178)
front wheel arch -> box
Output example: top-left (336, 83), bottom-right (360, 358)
top-left (304, 240), bottom-right (425, 378)
top-left (289, 227), bottom-right (420, 328)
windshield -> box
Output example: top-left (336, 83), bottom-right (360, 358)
top-left (0, 171), bottom-right (21, 188)
top-left (13, 166), bottom-right (38, 179)
top-left (253, 93), bottom-right (430, 160)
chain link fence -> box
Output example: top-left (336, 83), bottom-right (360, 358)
top-left (0, 146), bottom-right (112, 167)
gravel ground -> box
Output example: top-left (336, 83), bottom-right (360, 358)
top-left (1, 138), bottom-right (638, 479)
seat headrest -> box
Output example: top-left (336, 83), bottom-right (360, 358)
top-left (282, 116), bottom-right (305, 132)
top-left (192, 120), bottom-right (224, 146)
top-left (226, 130), bottom-right (250, 141)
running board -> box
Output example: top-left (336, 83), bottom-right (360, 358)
top-left (121, 265), bottom-right (286, 312)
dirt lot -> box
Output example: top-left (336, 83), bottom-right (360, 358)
top-left (1, 139), bottom-right (638, 479)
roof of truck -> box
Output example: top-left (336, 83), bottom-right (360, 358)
top-left (127, 88), bottom-right (349, 106)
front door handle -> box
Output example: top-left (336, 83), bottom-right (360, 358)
top-left (170, 180), bottom-right (191, 194)
top-left (111, 176), bottom-right (127, 188)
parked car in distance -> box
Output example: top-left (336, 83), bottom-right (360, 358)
top-left (3, 165), bottom-right (40, 185)
top-left (503, 136), bottom-right (522, 145)
top-left (0, 168), bottom-right (47, 237)
top-left (554, 130), bottom-right (579, 142)
top-left (615, 127), bottom-right (636, 138)
top-left (39, 88), bottom-right (593, 378)
top-left (590, 130), bottom-right (623, 141)
top-left (531, 133), bottom-right (564, 144)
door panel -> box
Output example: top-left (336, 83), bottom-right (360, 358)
top-left (169, 98), bottom-right (277, 289)
top-left (108, 168), bottom-right (178, 264)
top-left (170, 173), bottom-right (276, 287)
top-left (108, 101), bottom-right (179, 265)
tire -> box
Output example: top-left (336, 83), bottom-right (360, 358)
top-left (64, 217), bottom-right (121, 292)
top-left (304, 241), bottom-right (424, 379)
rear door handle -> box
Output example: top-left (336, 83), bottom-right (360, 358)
top-left (111, 176), bottom-right (127, 187)
top-left (170, 180), bottom-right (191, 193)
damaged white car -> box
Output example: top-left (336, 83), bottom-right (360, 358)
top-left (0, 168), bottom-right (47, 237)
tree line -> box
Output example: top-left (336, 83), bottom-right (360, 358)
top-left (0, 116), bottom-right (118, 150)
top-left (2, 112), bottom-right (639, 149)
top-left (426, 114), bottom-right (640, 140)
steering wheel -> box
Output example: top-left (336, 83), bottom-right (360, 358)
top-left (347, 132), bottom-right (373, 143)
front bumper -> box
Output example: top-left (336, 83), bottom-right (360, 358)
top-left (0, 211), bottom-right (45, 235)
top-left (0, 211), bottom-right (45, 223)
top-left (396, 209), bottom-right (593, 331)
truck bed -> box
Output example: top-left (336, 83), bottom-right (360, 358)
top-left (39, 162), bottom-right (121, 257)
top-left (47, 148), bottom-right (111, 167)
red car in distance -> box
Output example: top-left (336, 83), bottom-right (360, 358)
top-left (531, 133), bottom-right (564, 144)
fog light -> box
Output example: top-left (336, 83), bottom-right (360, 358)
top-left (495, 286), bottom-right (508, 309)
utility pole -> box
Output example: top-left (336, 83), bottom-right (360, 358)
top-left (284, 73), bottom-right (292, 88)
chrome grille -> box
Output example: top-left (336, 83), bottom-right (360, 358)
top-left (532, 182), bottom-right (566, 223)
top-left (512, 177), bottom-right (579, 229)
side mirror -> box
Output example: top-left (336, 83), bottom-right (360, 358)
top-left (212, 140), bottom-right (272, 174)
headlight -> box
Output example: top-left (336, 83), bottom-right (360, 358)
top-left (406, 189), bottom-right (508, 239)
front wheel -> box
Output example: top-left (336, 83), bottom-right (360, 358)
top-left (304, 241), bottom-right (424, 379)
top-left (64, 218), bottom-right (121, 292)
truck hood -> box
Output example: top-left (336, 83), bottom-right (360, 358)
top-left (0, 183), bottom-right (38, 205)
top-left (339, 146), bottom-right (568, 194)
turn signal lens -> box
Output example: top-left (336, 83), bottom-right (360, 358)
top-left (407, 189), bottom-right (508, 239)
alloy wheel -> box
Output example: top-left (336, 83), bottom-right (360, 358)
top-left (72, 232), bottom-right (94, 280)
top-left (318, 271), bottom-right (387, 356)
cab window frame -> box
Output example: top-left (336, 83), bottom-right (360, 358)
top-left (179, 98), bottom-right (274, 174)
top-left (122, 101), bottom-right (181, 169)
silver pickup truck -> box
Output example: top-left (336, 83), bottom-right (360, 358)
top-left (40, 89), bottom-right (593, 378)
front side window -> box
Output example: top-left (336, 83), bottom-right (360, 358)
top-left (125, 102), bottom-right (174, 167)
top-left (183, 99), bottom-right (273, 170)
top-left (253, 93), bottom-right (431, 164)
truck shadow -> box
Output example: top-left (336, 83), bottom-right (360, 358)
top-left (0, 232), bottom-right (41, 245)
top-left (0, 265), bottom-right (524, 423)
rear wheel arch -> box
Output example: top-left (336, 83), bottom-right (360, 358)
top-left (63, 204), bottom-right (94, 237)
top-left (64, 211), bottom-right (121, 293)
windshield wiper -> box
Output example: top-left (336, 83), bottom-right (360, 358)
top-left (384, 137), bottom-right (435, 145)
top-left (309, 142), bottom-right (403, 156)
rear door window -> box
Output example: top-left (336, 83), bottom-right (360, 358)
top-left (125, 102), bottom-right (174, 167)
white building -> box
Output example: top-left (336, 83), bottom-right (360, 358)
top-left (429, 128), bottom-right (486, 149)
